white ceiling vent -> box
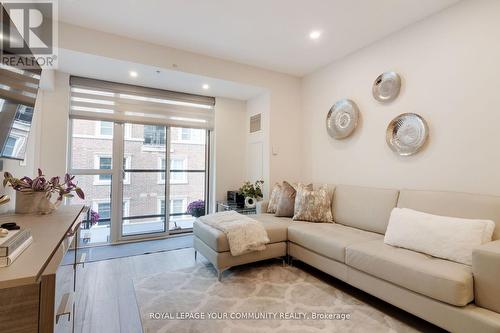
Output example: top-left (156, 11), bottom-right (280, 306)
top-left (250, 114), bottom-right (262, 133)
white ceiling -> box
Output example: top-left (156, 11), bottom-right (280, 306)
top-left (58, 0), bottom-right (461, 76)
top-left (57, 49), bottom-right (265, 100)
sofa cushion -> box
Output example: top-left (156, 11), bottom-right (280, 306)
top-left (333, 185), bottom-right (399, 234)
top-left (193, 214), bottom-right (291, 253)
top-left (346, 239), bottom-right (474, 306)
top-left (287, 222), bottom-right (382, 263)
top-left (398, 189), bottom-right (500, 240)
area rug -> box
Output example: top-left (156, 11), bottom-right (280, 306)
top-left (133, 262), bottom-right (421, 333)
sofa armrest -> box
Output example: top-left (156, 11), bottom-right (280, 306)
top-left (256, 201), bottom-right (269, 214)
top-left (473, 240), bottom-right (500, 313)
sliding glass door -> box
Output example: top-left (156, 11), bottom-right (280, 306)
top-left (121, 123), bottom-right (168, 238)
top-left (69, 120), bottom-right (209, 245)
top-left (168, 127), bottom-right (207, 232)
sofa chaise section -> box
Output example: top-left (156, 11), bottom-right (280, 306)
top-left (193, 214), bottom-right (291, 280)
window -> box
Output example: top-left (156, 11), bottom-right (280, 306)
top-left (175, 127), bottom-right (205, 144)
top-left (158, 157), bottom-right (187, 184)
top-left (97, 202), bottom-right (111, 221)
top-left (94, 156), bottom-right (131, 184)
top-left (3, 137), bottom-right (17, 156)
top-left (99, 121), bottom-right (113, 137)
top-left (171, 199), bottom-right (185, 215)
top-left (14, 106), bottom-right (34, 124)
top-left (122, 156), bottom-right (132, 184)
top-left (181, 128), bottom-right (191, 141)
top-left (159, 157), bottom-right (167, 183)
top-left (158, 198), bottom-right (186, 215)
top-left (143, 125), bottom-right (166, 146)
top-left (95, 200), bottom-right (129, 224)
top-left (98, 156), bottom-right (112, 181)
top-left (159, 199), bottom-right (166, 215)
top-left (124, 123), bottom-right (132, 139)
top-left (170, 157), bottom-right (187, 184)
top-left (69, 116), bottom-right (209, 242)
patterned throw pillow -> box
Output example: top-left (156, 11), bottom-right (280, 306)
top-left (267, 183), bottom-right (282, 214)
top-left (293, 186), bottom-right (333, 223)
top-left (294, 183), bottom-right (313, 214)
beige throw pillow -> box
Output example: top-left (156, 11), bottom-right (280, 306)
top-left (275, 181), bottom-right (296, 217)
top-left (267, 183), bottom-right (282, 214)
top-left (293, 186), bottom-right (333, 223)
top-left (275, 182), bottom-right (312, 217)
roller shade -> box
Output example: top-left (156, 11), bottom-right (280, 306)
top-left (69, 76), bottom-right (216, 129)
top-left (0, 63), bottom-right (41, 106)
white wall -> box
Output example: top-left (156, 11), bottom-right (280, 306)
top-left (214, 97), bottom-right (247, 203)
top-left (301, 0), bottom-right (500, 196)
top-left (246, 92), bottom-right (271, 199)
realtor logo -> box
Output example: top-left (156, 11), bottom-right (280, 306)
top-left (0, 0), bottom-right (58, 69)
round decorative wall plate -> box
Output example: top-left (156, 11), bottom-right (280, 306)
top-left (326, 99), bottom-right (359, 139)
top-left (373, 71), bottom-right (401, 103)
top-left (386, 113), bottom-right (429, 156)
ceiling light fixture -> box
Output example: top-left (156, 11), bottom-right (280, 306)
top-left (202, 84), bottom-right (210, 90)
top-left (309, 30), bottom-right (322, 40)
top-left (129, 71), bottom-right (138, 78)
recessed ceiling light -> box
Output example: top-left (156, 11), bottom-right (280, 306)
top-left (129, 71), bottom-right (138, 78)
top-left (202, 84), bottom-right (210, 90)
top-left (309, 30), bottom-right (322, 40)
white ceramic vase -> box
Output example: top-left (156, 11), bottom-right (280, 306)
top-left (244, 196), bottom-right (256, 209)
top-left (15, 191), bottom-right (58, 215)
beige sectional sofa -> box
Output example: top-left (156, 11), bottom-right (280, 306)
top-left (193, 184), bottom-right (500, 333)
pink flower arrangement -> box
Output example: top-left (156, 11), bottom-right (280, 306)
top-left (3, 168), bottom-right (85, 202)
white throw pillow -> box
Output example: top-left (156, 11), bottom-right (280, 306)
top-left (384, 208), bottom-right (495, 265)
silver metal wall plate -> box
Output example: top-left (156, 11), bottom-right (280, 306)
top-left (373, 71), bottom-right (401, 103)
top-left (386, 113), bottom-right (429, 156)
top-left (326, 99), bottom-right (360, 139)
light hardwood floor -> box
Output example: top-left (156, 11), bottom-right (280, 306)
top-left (58, 247), bottom-right (206, 333)
top-left (59, 247), bottom-right (444, 333)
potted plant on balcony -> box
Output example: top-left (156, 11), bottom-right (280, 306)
top-left (238, 180), bottom-right (264, 208)
top-left (187, 200), bottom-right (205, 218)
top-left (3, 169), bottom-right (85, 214)
top-left (82, 209), bottom-right (100, 230)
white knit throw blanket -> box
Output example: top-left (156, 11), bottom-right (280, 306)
top-left (198, 211), bottom-right (270, 256)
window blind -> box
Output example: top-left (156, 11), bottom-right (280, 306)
top-left (0, 63), bottom-right (41, 107)
top-left (69, 76), bottom-right (216, 129)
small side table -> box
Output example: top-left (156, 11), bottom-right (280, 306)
top-left (216, 201), bottom-right (256, 215)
